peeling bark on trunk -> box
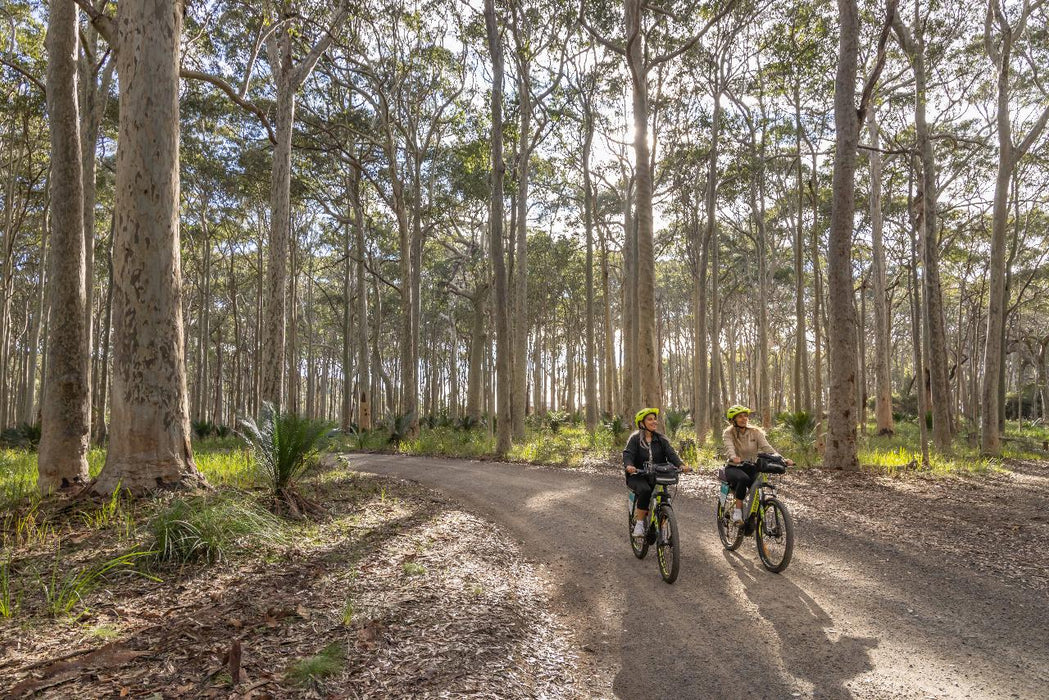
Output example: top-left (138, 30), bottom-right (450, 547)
top-left (39, 0), bottom-right (90, 493)
top-left (93, 0), bottom-right (202, 495)
top-left (485, 0), bottom-right (512, 455)
top-left (625, 0), bottom-right (660, 409)
top-left (868, 106), bottom-right (894, 435)
top-left (824, 0), bottom-right (861, 471)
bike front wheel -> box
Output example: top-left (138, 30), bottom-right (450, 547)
top-left (656, 505), bottom-right (680, 584)
top-left (629, 506), bottom-right (649, 559)
top-left (717, 499), bottom-right (745, 550)
top-left (756, 498), bottom-right (794, 573)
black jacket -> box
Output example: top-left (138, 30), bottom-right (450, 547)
top-left (622, 430), bottom-right (682, 474)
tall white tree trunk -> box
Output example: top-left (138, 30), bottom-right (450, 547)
top-left (39, 0), bottom-right (90, 493)
top-left (485, 0), bottom-right (512, 454)
top-left (261, 81), bottom-right (294, 407)
top-left (868, 106), bottom-right (894, 435)
top-left (93, 0), bottom-right (202, 495)
top-left (625, 0), bottom-right (660, 408)
top-left (824, 0), bottom-right (861, 471)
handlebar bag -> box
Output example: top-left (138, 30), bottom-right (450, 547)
top-left (756, 453), bottom-right (787, 474)
top-left (651, 462), bottom-right (679, 485)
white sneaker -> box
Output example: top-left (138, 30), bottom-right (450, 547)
top-left (731, 508), bottom-right (743, 524)
top-left (632, 520), bottom-right (645, 537)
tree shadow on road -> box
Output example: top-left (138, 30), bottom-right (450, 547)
top-left (726, 552), bottom-right (877, 698)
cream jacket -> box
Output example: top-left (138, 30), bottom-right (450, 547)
top-left (722, 425), bottom-right (776, 463)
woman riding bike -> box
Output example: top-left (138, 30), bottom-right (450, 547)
top-left (722, 405), bottom-right (793, 524)
top-left (624, 408), bottom-right (691, 537)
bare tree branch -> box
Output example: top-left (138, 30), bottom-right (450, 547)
top-left (180, 69), bottom-right (277, 145)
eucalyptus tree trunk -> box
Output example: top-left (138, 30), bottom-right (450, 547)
top-left (261, 76), bottom-right (294, 407)
top-left (93, 0), bottom-right (202, 495)
top-left (92, 232), bottom-right (113, 444)
top-left (622, 180), bottom-right (639, 413)
top-left (39, 0), bottom-right (90, 493)
top-left (510, 70), bottom-right (530, 439)
top-left (793, 81), bottom-right (811, 413)
top-left (582, 101), bottom-right (598, 430)
top-left (260, 4), bottom-right (345, 409)
top-left (600, 227), bottom-right (618, 415)
top-left (909, 198), bottom-right (931, 466)
top-left (625, 0), bottom-right (660, 408)
top-left (485, 0), bottom-right (511, 454)
top-left (824, 0), bottom-right (861, 471)
top-left (893, 9), bottom-right (951, 451)
top-left (868, 106), bottom-right (894, 435)
top-left (748, 91), bottom-right (771, 427)
top-left (23, 224), bottom-right (47, 424)
top-left (694, 89), bottom-right (720, 442)
top-left (79, 22), bottom-right (114, 441)
top-left (353, 165), bottom-right (371, 430)
top-left (341, 213), bottom-right (352, 432)
top-left (980, 0), bottom-right (1049, 453)
top-left (1038, 336), bottom-right (1049, 422)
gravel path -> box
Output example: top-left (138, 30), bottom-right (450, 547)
top-left (344, 453), bottom-right (1049, 699)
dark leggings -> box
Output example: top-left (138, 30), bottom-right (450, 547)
top-left (725, 462), bottom-right (758, 501)
top-left (626, 474), bottom-right (654, 510)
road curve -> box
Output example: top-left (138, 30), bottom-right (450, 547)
top-left (344, 453), bottom-right (1049, 699)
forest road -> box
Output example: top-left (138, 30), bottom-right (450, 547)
top-left (343, 453), bottom-right (1049, 699)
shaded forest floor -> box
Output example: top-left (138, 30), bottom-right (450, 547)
top-left (0, 461), bottom-right (581, 698)
top-left (2, 452), bottom-right (1047, 698)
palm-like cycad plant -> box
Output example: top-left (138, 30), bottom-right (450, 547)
top-left (779, 410), bottom-right (818, 452)
top-left (662, 409), bottom-right (689, 439)
top-left (238, 402), bottom-right (332, 518)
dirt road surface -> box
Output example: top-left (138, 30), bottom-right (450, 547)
top-left (344, 453), bottom-right (1049, 699)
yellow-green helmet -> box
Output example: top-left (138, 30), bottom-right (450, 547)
top-left (634, 407), bottom-right (660, 429)
top-left (726, 405), bottom-right (751, 422)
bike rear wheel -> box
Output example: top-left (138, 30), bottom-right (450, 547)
top-left (656, 505), bottom-right (680, 584)
top-left (716, 498), bottom-right (745, 550)
top-left (629, 505), bottom-right (649, 559)
top-left (756, 498), bottom-right (794, 573)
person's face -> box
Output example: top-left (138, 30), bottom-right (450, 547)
top-left (643, 413), bottom-right (659, 432)
top-left (734, 412), bottom-right (750, 427)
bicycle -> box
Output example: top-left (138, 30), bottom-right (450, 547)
top-left (627, 462), bottom-right (681, 584)
top-left (716, 453), bottom-right (794, 573)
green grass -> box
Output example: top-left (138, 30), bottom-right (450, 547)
top-left (40, 548), bottom-right (156, 617)
top-left (194, 446), bottom-right (256, 488)
top-left (400, 427), bottom-right (496, 459)
top-left (286, 642), bottom-right (346, 686)
top-left (401, 561), bottom-right (426, 577)
top-left (146, 493), bottom-right (282, 566)
top-left (0, 555), bottom-right (15, 618)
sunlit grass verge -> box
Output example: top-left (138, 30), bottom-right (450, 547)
top-left (0, 450), bottom-right (40, 508)
top-left (507, 424), bottom-right (619, 466)
top-left (146, 493), bottom-right (282, 566)
top-left (399, 427), bottom-right (495, 459)
top-left (194, 446), bottom-right (255, 489)
top-left (286, 642), bottom-right (345, 686)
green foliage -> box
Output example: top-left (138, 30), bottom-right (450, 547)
top-left (0, 556), bottom-right (15, 618)
top-left (79, 487), bottom-right (135, 538)
top-left (601, 413), bottom-right (629, 442)
top-left (778, 410), bottom-right (818, 445)
top-left (194, 446), bottom-right (255, 489)
top-left (401, 561), bottom-right (426, 576)
top-left (385, 413), bottom-right (415, 446)
top-left (400, 427), bottom-right (494, 458)
top-left (147, 494), bottom-right (280, 566)
top-left (0, 450), bottom-right (38, 509)
top-left (0, 423), bottom-right (41, 449)
top-left (662, 409), bottom-right (690, 439)
top-left (286, 642), bottom-right (346, 686)
top-left (238, 403), bottom-right (332, 496)
top-left (41, 548), bottom-right (156, 617)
